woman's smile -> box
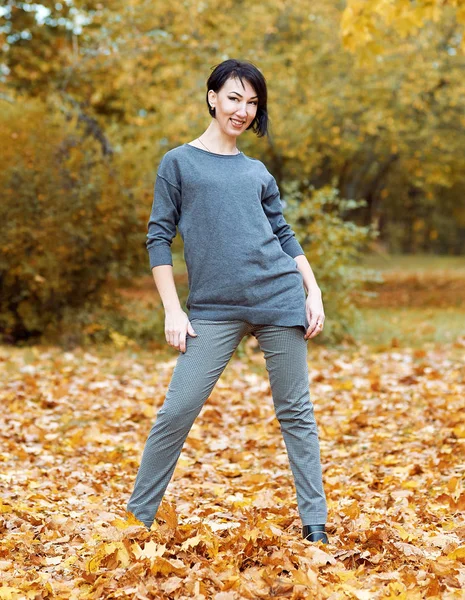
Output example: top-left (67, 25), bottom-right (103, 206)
top-left (230, 118), bottom-right (245, 128)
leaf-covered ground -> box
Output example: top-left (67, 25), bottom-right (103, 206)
top-left (1, 337), bottom-right (464, 599)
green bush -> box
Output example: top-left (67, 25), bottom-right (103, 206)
top-left (0, 97), bottom-right (144, 342)
top-left (284, 182), bottom-right (380, 342)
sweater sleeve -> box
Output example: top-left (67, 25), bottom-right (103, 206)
top-left (146, 171), bottom-right (182, 269)
top-left (261, 174), bottom-right (305, 258)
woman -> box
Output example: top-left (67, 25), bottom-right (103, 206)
top-left (127, 59), bottom-right (329, 544)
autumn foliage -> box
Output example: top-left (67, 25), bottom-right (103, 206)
top-left (0, 98), bottom-right (144, 342)
top-left (2, 0), bottom-right (465, 341)
top-left (1, 339), bottom-right (464, 598)
top-left (2, 0), bottom-right (465, 256)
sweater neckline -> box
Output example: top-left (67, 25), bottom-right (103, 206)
top-left (183, 143), bottom-right (243, 158)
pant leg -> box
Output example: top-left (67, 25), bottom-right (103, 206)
top-left (252, 324), bottom-right (328, 525)
top-left (127, 319), bottom-right (249, 528)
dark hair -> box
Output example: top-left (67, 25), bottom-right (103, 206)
top-left (206, 59), bottom-right (269, 138)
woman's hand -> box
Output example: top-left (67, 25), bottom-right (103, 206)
top-left (304, 288), bottom-right (325, 340)
top-left (165, 309), bottom-right (198, 353)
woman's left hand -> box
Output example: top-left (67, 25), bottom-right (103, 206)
top-left (304, 289), bottom-right (325, 340)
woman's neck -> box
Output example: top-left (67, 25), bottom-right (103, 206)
top-left (196, 123), bottom-right (239, 155)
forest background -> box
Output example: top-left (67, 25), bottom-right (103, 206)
top-left (1, 2), bottom-right (465, 598)
top-left (1, 0), bottom-right (464, 345)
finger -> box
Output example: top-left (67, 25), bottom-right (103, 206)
top-left (307, 326), bottom-right (318, 339)
top-left (170, 332), bottom-right (177, 348)
top-left (307, 318), bottom-right (324, 339)
top-left (308, 317), bottom-right (319, 337)
top-left (187, 322), bottom-right (198, 337)
top-left (304, 314), bottom-right (317, 339)
top-left (174, 331), bottom-right (182, 351)
top-left (167, 331), bottom-right (177, 349)
top-left (179, 330), bottom-right (187, 353)
top-left (305, 323), bottom-right (318, 340)
top-left (307, 327), bottom-right (319, 340)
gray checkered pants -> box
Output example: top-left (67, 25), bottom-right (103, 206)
top-left (127, 319), bottom-right (327, 528)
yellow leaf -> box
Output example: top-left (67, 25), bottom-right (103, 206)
top-left (0, 501), bottom-right (12, 514)
top-left (132, 540), bottom-right (166, 560)
top-left (243, 527), bottom-right (262, 542)
top-left (157, 501), bottom-right (178, 528)
top-left (150, 556), bottom-right (187, 577)
top-left (392, 523), bottom-right (410, 541)
top-left (0, 585), bottom-right (24, 600)
top-left (61, 555), bottom-right (78, 568)
top-left (452, 424), bottom-right (465, 438)
top-left (447, 545), bottom-right (465, 560)
top-left (0, 588), bottom-right (22, 600)
top-left (180, 534), bottom-right (203, 551)
top-left (341, 500), bottom-right (360, 518)
top-left (86, 542), bottom-right (131, 573)
top-left (401, 480), bottom-right (419, 489)
top-left (113, 513), bottom-right (146, 529)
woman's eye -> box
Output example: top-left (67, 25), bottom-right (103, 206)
top-left (229, 97), bottom-right (257, 105)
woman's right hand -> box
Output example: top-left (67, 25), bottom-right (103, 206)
top-left (164, 309), bottom-right (198, 353)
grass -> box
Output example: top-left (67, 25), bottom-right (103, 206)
top-left (350, 306), bottom-right (465, 349)
top-left (359, 252), bottom-right (465, 272)
top-left (346, 253), bottom-right (465, 348)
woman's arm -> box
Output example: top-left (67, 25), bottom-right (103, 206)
top-left (151, 265), bottom-right (197, 352)
top-left (261, 175), bottom-right (305, 259)
top-left (260, 175), bottom-right (325, 339)
top-left (147, 157), bottom-right (197, 352)
top-left (294, 254), bottom-right (321, 297)
top-left (294, 254), bottom-right (325, 340)
top-left (152, 265), bottom-right (183, 313)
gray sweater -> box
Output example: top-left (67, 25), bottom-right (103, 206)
top-left (147, 143), bottom-right (309, 333)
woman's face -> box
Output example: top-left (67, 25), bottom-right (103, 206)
top-left (209, 76), bottom-right (258, 137)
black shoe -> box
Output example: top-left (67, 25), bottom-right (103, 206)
top-left (302, 524), bottom-right (329, 544)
